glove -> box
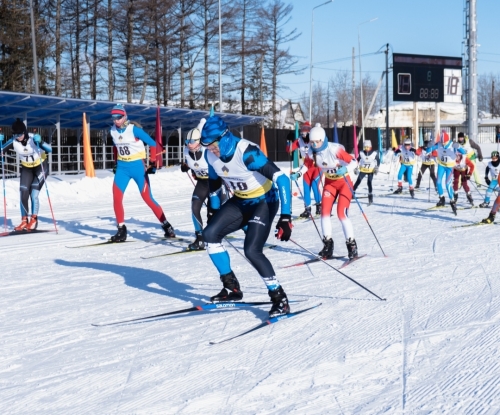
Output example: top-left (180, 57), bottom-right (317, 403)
top-left (180, 163), bottom-right (190, 173)
top-left (374, 166), bottom-right (379, 175)
top-left (33, 134), bottom-right (42, 144)
top-left (207, 206), bottom-right (217, 224)
top-left (336, 166), bottom-right (348, 176)
top-left (465, 174), bottom-right (471, 180)
top-left (191, 171), bottom-right (197, 181)
top-left (146, 165), bottom-right (156, 174)
top-left (479, 156), bottom-right (483, 162)
top-left (290, 171), bottom-right (301, 181)
top-left (354, 167), bottom-right (359, 175)
top-left (112, 164), bottom-right (117, 175)
top-left (275, 214), bottom-right (292, 242)
top-left (485, 177), bottom-right (491, 186)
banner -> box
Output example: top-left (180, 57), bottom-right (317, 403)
top-left (82, 113), bottom-right (95, 177)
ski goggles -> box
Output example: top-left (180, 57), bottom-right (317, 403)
top-left (201, 128), bottom-right (229, 147)
top-left (112, 114), bottom-right (125, 120)
top-left (185, 137), bottom-right (200, 145)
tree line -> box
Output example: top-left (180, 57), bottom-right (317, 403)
top-left (0, 0), bottom-right (300, 127)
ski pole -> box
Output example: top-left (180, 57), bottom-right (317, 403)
top-left (36, 141), bottom-right (58, 234)
top-left (289, 238), bottom-right (386, 301)
top-left (343, 174), bottom-right (387, 257)
top-left (428, 167), bottom-right (431, 203)
top-left (293, 179), bottom-right (323, 242)
top-left (0, 129), bottom-right (7, 232)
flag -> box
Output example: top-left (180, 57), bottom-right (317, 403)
top-left (293, 121), bottom-right (299, 169)
top-left (378, 128), bottom-right (383, 164)
top-left (260, 126), bottom-right (268, 157)
top-left (353, 125), bottom-right (359, 158)
top-left (419, 128), bottom-right (423, 147)
top-left (210, 104), bottom-right (214, 117)
top-left (333, 121), bottom-right (339, 143)
top-left (154, 107), bottom-right (163, 168)
top-left (82, 113), bottom-right (95, 178)
top-left (391, 129), bottom-right (398, 149)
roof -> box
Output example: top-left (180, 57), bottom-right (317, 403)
top-left (0, 91), bottom-right (263, 131)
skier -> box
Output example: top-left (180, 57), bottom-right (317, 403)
top-left (0, 118), bottom-right (52, 231)
top-left (180, 119), bottom-right (228, 250)
top-left (452, 151), bottom-right (475, 205)
top-left (200, 115), bottom-right (293, 317)
top-left (109, 104), bottom-right (175, 242)
top-left (479, 151), bottom-right (500, 208)
top-left (456, 132), bottom-right (483, 186)
top-left (393, 138), bottom-right (417, 198)
top-left (352, 140), bottom-right (379, 205)
top-left (286, 121), bottom-right (322, 217)
top-left (426, 131), bottom-right (467, 214)
top-left (291, 124), bottom-right (358, 260)
top-left (415, 139), bottom-right (438, 190)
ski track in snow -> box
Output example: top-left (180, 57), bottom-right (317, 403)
top-left (1, 163), bottom-right (500, 413)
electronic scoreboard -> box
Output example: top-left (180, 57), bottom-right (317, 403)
top-left (393, 53), bottom-right (463, 103)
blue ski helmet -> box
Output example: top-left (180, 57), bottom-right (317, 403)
top-left (200, 115), bottom-right (229, 146)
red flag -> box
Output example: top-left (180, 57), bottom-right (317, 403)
top-left (260, 126), bottom-right (268, 157)
top-left (353, 125), bottom-right (359, 158)
top-left (154, 106), bottom-right (163, 168)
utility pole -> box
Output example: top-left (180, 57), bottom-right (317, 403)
top-left (29, 0), bottom-right (39, 94)
top-left (385, 43), bottom-right (389, 150)
top-left (467, 0), bottom-right (478, 141)
top-left (352, 47), bottom-right (356, 129)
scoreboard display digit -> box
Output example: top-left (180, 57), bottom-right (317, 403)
top-left (393, 53), bottom-right (462, 103)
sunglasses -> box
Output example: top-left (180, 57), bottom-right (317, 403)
top-left (112, 115), bottom-right (125, 120)
top-left (200, 128), bottom-right (228, 147)
top-left (186, 137), bottom-right (200, 145)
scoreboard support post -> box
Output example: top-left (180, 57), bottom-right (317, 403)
top-left (435, 102), bottom-right (440, 140)
top-left (413, 102), bottom-right (418, 147)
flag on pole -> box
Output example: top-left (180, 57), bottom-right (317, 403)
top-left (353, 125), bottom-right (359, 158)
top-left (82, 113), bottom-right (95, 178)
top-left (391, 129), bottom-right (398, 149)
top-left (260, 126), bottom-right (268, 157)
top-left (293, 121), bottom-right (300, 169)
top-left (333, 121), bottom-right (339, 143)
top-left (154, 107), bottom-right (163, 168)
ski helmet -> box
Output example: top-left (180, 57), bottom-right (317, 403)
top-left (200, 115), bottom-right (228, 147)
top-left (363, 140), bottom-right (372, 150)
top-left (404, 138), bottom-right (412, 146)
top-left (186, 127), bottom-right (202, 151)
top-left (492, 151), bottom-right (499, 159)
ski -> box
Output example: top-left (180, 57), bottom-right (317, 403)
top-left (142, 243), bottom-right (278, 259)
top-left (419, 205), bottom-right (447, 212)
top-left (209, 303), bottom-right (322, 345)
top-left (339, 254), bottom-right (367, 269)
top-left (92, 300), bottom-right (304, 327)
top-left (452, 221), bottom-right (497, 228)
top-left (147, 235), bottom-right (193, 243)
top-left (457, 205), bottom-right (478, 210)
top-left (281, 255), bottom-right (345, 268)
top-left (0, 229), bottom-right (53, 237)
top-left (66, 240), bottom-right (137, 248)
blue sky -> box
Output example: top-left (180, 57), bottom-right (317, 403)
top-left (279, 0), bottom-right (499, 102)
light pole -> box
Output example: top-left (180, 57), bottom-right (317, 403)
top-left (358, 17), bottom-right (377, 143)
top-left (29, 0), bottom-right (39, 94)
top-left (218, 0), bottom-right (223, 113)
top-left (309, 0), bottom-right (333, 122)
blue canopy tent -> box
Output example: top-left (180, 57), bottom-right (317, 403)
top-left (0, 91), bottom-right (263, 174)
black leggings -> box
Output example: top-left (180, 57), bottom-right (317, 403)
top-left (353, 172), bottom-right (373, 193)
top-left (19, 161), bottom-right (48, 216)
top-left (191, 179), bottom-right (229, 231)
top-left (417, 164), bottom-right (437, 187)
top-left (203, 197), bottom-right (279, 278)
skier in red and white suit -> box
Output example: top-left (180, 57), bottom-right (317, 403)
top-left (291, 124), bottom-right (358, 260)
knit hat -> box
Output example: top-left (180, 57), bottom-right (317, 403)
top-left (363, 140), bottom-right (372, 148)
top-left (12, 118), bottom-right (27, 134)
top-left (111, 104), bottom-right (126, 118)
top-left (300, 121), bottom-right (311, 133)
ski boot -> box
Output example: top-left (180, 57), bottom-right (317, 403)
top-left (210, 271), bottom-right (243, 302)
top-left (409, 188), bottom-right (415, 199)
top-left (479, 201), bottom-right (490, 208)
top-left (450, 200), bottom-right (457, 216)
top-left (318, 237), bottom-right (334, 259)
top-left (466, 193), bottom-right (474, 205)
top-left (162, 221), bottom-right (176, 238)
top-left (453, 193), bottom-right (458, 203)
top-left (315, 203), bottom-right (321, 215)
top-left (393, 186), bottom-right (403, 194)
top-left (27, 215), bottom-right (38, 231)
top-left (299, 206), bottom-right (312, 218)
top-left (346, 238), bottom-right (358, 260)
top-left (481, 212), bottom-right (496, 224)
top-left (14, 216), bottom-right (28, 231)
top-left (188, 231), bottom-right (205, 251)
top-left (368, 194), bottom-right (373, 205)
top-left (110, 224), bottom-right (127, 242)
top-left (436, 196), bottom-right (446, 207)
top-left (268, 286), bottom-right (290, 317)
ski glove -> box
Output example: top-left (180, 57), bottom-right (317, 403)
top-left (479, 156), bottom-right (483, 162)
top-left (180, 163), bottom-right (190, 173)
top-left (336, 166), bottom-right (348, 176)
top-left (33, 134), bottom-right (42, 143)
top-left (290, 172), bottom-right (301, 182)
top-left (465, 174), bottom-right (471, 180)
top-left (354, 167), bottom-right (359, 175)
top-left (374, 166), bottom-right (379, 174)
top-left (275, 214), bottom-right (292, 242)
top-left (112, 164), bottom-right (117, 175)
top-left (485, 177), bottom-right (491, 185)
top-left (146, 165), bottom-right (156, 175)
top-left (207, 206), bottom-right (217, 224)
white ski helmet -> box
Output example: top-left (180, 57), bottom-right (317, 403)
top-left (186, 127), bottom-right (202, 151)
top-left (404, 138), bottom-right (412, 146)
top-left (363, 140), bottom-right (372, 149)
top-left (309, 125), bottom-right (326, 149)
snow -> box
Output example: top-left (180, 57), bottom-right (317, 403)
top-left (1, 159), bottom-right (500, 414)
